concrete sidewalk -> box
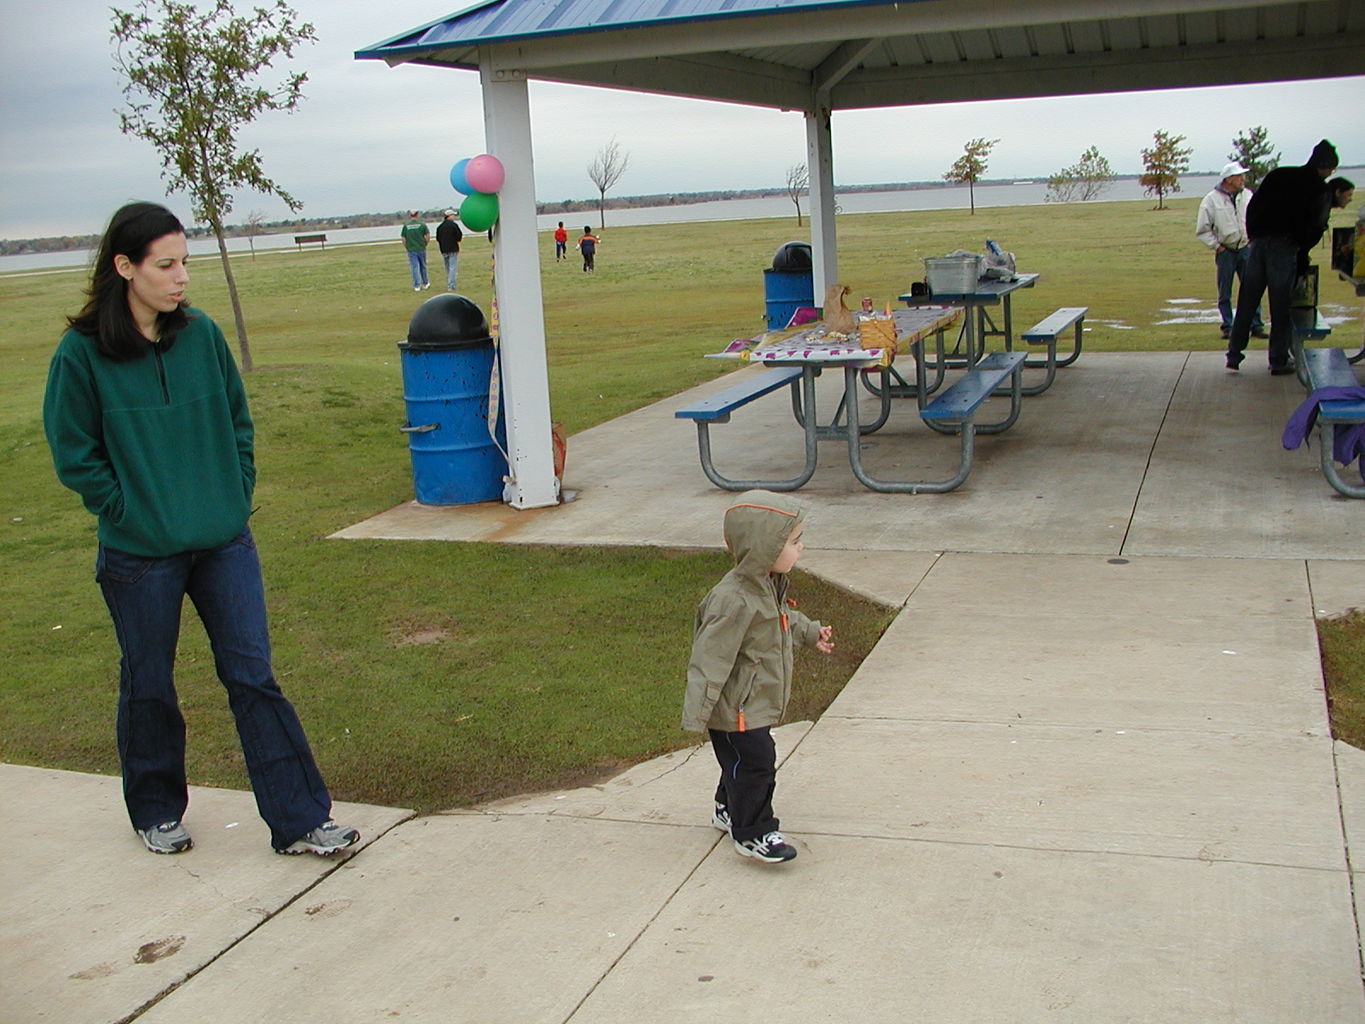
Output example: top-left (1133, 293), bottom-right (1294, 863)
top-left (3, 351), bottom-right (1363, 1022)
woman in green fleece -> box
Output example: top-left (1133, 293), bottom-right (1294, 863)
top-left (683, 491), bottom-right (834, 863)
top-left (43, 202), bottom-right (359, 857)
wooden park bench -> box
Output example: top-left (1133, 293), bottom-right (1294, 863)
top-left (293, 233), bottom-right (327, 249)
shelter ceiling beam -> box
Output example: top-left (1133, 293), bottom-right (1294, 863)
top-left (525, 53), bottom-right (813, 109)
top-left (828, 29), bottom-right (1365, 108)
top-left (812, 38), bottom-right (881, 102)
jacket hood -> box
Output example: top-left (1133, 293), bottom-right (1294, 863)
top-left (723, 490), bottom-right (806, 581)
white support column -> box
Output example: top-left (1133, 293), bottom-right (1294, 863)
top-left (805, 106), bottom-right (837, 300)
top-left (480, 59), bottom-right (559, 509)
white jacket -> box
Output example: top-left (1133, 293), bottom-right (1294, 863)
top-left (1195, 185), bottom-right (1253, 251)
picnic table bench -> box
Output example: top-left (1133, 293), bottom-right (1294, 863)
top-left (674, 367), bottom-right (808, 491)
top-left (1018, 306), bottom-right (1087, 395)
top-left (676, 308), bottom-right (1026, 494)
top-left (1295, 346), bottom-right (1365, 499)
top-left (293, 233), bottom-right (327, 249)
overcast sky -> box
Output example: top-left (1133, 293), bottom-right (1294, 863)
top-left (1, 0), bottom-right (1362, 239)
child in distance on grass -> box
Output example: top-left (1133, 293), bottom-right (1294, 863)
top-left (682, 491), bottom-right (834, 863)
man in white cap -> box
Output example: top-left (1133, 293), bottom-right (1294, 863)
top-left (1195, 161), bottom-right (1265, 340)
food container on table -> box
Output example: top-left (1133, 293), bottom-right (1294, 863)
top-left (923, 255), bottom-right (981, 294)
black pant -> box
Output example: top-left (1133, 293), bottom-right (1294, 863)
top-left (709, 727), bottom-right (778, 842)
top-left (1229, 235), bottom-right (1298, 368)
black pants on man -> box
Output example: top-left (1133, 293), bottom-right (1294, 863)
top-left (1228, 235), bottom-right (1298, 370)
top-left (709, 726), bottom-right (779, 842)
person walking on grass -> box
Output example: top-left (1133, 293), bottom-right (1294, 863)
top-left (42, 201), bottom-right (360, 858)
top-left (682, 491), bottom-right (834, 864)
top-left (577, 226), bottom-right (600, 272)
top-left (401, 210), bottom-right (431, 291)
top-left (554, 221), bottom-right (568, 261)
top-left (436, 209), bottom-right (463, 291)
top-left (1195, 161), bottom-right (1265, 342)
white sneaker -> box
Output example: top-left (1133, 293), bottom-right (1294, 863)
top-left (734, 830), bottom-right (796, 863)
top-left (137, 820), bottom-right (192, 854)
top-left (276, 820), bottom-right (360, 856)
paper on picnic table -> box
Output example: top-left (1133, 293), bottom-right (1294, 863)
top-left (718, 323), bottom-right (896, 366)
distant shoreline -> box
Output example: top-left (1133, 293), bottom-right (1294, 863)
top-left (0, 172), bottom-right (1249, 256)
top-left (5, 168), bottom-right (1360, 274)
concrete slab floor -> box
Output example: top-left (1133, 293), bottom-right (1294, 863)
top-left (132, 814), bottom-right (723, 1024)
top-left (333, 352), bottom-right (1363, 562)
top-left (780, 716), bottom-right (1345, 868)
top-left (569, 836), bottom-right (1365, 1024)
top-left (830, 604), bottom-right (1329, 735)
top-left (0, 765), bottom-right (412, 1024)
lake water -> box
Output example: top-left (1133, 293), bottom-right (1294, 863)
top-left (5, 169), bottom-right (1359, 275)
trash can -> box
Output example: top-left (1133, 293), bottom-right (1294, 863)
top-left (763, 241), bottom-right (814, 330)
top-left (397, 294), bottom-right (508, 505)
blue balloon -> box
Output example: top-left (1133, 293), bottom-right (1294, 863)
top-left (449, 158), bottom-right (472, 195)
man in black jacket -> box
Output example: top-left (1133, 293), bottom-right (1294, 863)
top-left (437, 210), bottom-right (464, 291)
top-left (1227, 139), bottom-right (1338, 375)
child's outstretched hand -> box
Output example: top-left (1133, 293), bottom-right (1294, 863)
top-left (815, 624), bottom-right (834, 655)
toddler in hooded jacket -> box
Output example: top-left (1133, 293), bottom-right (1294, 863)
top-left (682, 491), bottom-right (834, 863)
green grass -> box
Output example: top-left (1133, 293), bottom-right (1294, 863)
top-left (2, 199), bottom-right (1360, 813)
top-left (1320, 610), bottom-right (1365, 751)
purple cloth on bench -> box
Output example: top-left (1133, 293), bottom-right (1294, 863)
top-left (1282, 386), bottom-right (1365, 483)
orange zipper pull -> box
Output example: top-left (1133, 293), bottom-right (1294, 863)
top-left (736, 709), bottom-right (746, 732)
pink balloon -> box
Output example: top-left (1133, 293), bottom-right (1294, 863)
top-left (464, 154), bottom-right (505, 194)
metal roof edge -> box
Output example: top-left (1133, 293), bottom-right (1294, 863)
top-left (354, 0), bottom-right (914, 62)
top-left (354, 0), bottom-right (505, 60)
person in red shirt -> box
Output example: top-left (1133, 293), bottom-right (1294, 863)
top-left (553, 221), bottom-right (568, 261)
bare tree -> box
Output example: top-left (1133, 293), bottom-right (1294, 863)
top-left (587, 139), bottom-right (630, 229)
top-left (944, 138), bottom-right (999, 214)
top-left (785, 162), bottom-right (809, 226)
top-left (245, 210), bottom-right (266, 259)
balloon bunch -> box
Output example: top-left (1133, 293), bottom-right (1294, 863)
top-left (450, 154), bottom-right (505, 232)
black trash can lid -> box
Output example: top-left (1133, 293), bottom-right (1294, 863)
top-left (401, 294), bottom-right (492, 350)
top-left (771, 241), bottom-right (812, 272)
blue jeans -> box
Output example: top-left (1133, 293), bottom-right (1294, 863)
top-left (1214, 248), bottom-right (1263, 331)
top-left (96, 527), bottom-right (332, 850)
top-left (407, 249), bottom-right (428, 288)
top-left (1229, 236), bottom-right (1298, 368)
top-left (442, 251), bottom-right (459, 290)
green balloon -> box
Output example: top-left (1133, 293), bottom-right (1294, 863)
top-left (460, 191), bottom-right (499, 232)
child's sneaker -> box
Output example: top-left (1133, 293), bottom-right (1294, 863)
top-left (712, 802), bottom-right (731, 833)
top-left (137, 820), bottom-right (192, 854)
top-left (276, 820), bottom-right (360, 856)
top-left (734, 831), bottom-right (797, 863)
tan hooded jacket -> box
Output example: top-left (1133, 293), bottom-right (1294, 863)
top-left (682, 491), bottom-right (823, 733)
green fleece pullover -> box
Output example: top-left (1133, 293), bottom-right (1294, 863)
top-left (43, 309), bottom-right (255, 557)
top-left (682, 491), bottom-right (823, 733)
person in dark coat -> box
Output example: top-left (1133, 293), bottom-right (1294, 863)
top-left (1226, 139), bottom-right (1338, 375)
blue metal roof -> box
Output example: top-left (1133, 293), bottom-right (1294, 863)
top-left (356, 0), bottom-right (897, 63)
top-left (355, 0), bottom-right (1365, 113)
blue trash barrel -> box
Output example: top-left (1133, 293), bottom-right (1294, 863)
top-left (397, 295), bottom-right (508, 505)
top-left (763, 241), bottom-right (814, 330)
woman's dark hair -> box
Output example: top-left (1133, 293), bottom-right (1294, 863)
top-left (67, 202), bottom-right (190, 361)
